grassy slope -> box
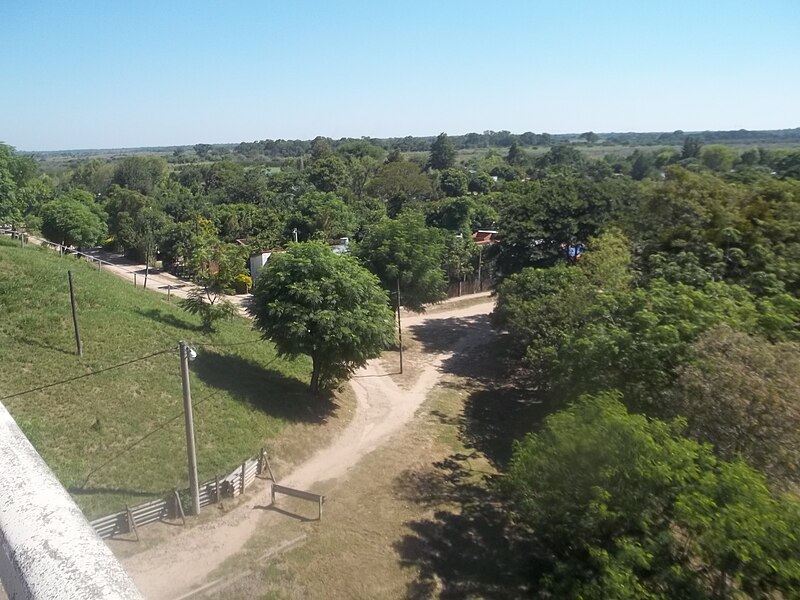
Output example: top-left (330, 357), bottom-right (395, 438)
top-left (0, 237), bottom-right (322, 518)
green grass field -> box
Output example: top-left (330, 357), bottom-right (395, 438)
top-left (0, 237), bottom-right (320, 518)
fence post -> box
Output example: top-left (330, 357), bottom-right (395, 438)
top-left (257, 449), bottom-right (264, 476)
top-left (264, 451), bottom-right (275, 481)
top-left (173, 490), bottom-right (186, 526)
top-left (125, 504), bottom-right (139, 542)
top-left (215, 475), bottom-right (221, 503)
top-left (240, 462), bottom-right (246, 495)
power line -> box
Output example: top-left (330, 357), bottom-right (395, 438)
top-left (0, 348), bottom-right (175, 402)
top-left (193, 338), bottom-right (263, 348)
top-left (79, 390), bottom-right (221, 487)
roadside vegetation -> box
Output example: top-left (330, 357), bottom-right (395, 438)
top-left (0, 237), bottom-right (321, 518)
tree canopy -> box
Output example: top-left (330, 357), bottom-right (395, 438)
top-left (249, 242), bottom-right (395, 391)
top-left (506, 392), bottom-right (800, 598)
top-left (354, 212), bottom-right (447, 311)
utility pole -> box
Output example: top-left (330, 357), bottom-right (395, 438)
top-left (179, 341), bottom-right (200, 515)
top-left (68, 271), bottom-right (83, 357)
top-left (477, 244), bottom-right (483, 291)
top-left (396, 277), bottom-right (403, 374)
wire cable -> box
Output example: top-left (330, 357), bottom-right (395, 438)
top-left (0, 348), bottom-right (175, 402)
top-left (79, 390), bottom-right (221, 487)
top-left (193, 338), bottom-right (263, 348)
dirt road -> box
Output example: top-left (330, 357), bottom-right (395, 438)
top-left (121, 298), bottom-right (494, 599)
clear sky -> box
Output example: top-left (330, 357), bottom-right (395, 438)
top-left (2, 0), bottom-right (799, 151)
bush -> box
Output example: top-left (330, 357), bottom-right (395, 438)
top-left (233, 273), bottom-right (252, 294)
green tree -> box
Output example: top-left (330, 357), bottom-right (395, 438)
top-left (104, 185), bottom-right (148, 252)
top-left (438, 167), bottom-right (468, 197)
top-left (701, 144), bottom-right (737, 172)
top-left (307, 154), bottom-right (349, 193)
top-left (579, 131), bottom-right (599, 144)
top-left (40, 192), bottom-right (106, 247)
top-left (129, 206), bottom-right (171, 289)
top-left (506, 392), bottom-right (800, 598)
top-left (69, 159), bottom-right (114, 195)
top-left (179, 240), bottom-right (244, 332)
top-left (112, 156), bottom-right (167, 195)
top-left (309, 136), bottom-right (333, 161)
top-left (428, 132), bottom-right (456, 170)
top-left (681, 136), bottom-right (703, 160)
top-left (506, 141), bottom-right (527, 166)
top-left (289, 191), bottom-right (356, 241)
top-left (365, 161), bottom-right (435, 216)
top-left (0, 143), bottom-right (43, 226)
top-left (674, 326), bottom-right (800, 486)
top-left (249, 242), bottom-right (394, 391)
top-left (354, 213), bottom-right (447, 311)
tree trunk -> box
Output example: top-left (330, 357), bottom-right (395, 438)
top-left (310, 355), bottom-right (321, 392)
top-left (143, 254), bottom-right (150, 290)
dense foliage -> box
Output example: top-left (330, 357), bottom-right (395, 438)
top-left (249, 242), bottom-right (394, 391)
top-left (507, 393), bottom-right (800, 599)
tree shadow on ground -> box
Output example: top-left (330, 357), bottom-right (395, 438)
top-left (135, 307), bottom-right (203, 332)
top-left (408, 314), bottom-right (493, 360)
top-left (193, 350), bottom-right (335, 424)
top-left (393, 454), bottom-right (541, 599)
top-left (411, 315), bottom-right (554, 468)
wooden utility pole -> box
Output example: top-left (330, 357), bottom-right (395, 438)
top-left (68, 271), bottom-right (83, 357)
top-left (396, 277), bottom-right (404, 374)
top-left (179, 341), bottom-right (201, 515)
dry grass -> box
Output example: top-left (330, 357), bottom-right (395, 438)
top-left (200, 322), bottom-right (515, 599)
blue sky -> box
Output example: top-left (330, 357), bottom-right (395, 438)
top-left (2, 0), bottom-right (799, 151)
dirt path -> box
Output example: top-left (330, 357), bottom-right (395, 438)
top-left (121, 299), bottom-right (495, 599)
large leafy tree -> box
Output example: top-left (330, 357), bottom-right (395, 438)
top-left (129, 206), bottom-right (172, 289)
top-left (307, 154), bottom-right (349, 193)
top-left (354, 212), bottom-right (447, 312)
top-left (366, 160), bottom-right (435, 216)
top-left (506, 392), bottom-right (800, 598)
top-left (673, 326), bottom-right (800, 486)
top-left (428, 132), bottom-right (456, 170)
top-left (0, 143), bottom-right (47, 227)
top-left (112, 155), bottom-right (167, 195)
top-left (40, 190), bottom-right (106, 248)
top-left (288, 191), bottom-right (356, 241)
top-left (249, 242), bottom-right (394, 391)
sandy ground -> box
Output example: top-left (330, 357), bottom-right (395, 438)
top-left (7, 232), bottom-right (495, 598)
top-left (120, 299), bottom-right (495, 599)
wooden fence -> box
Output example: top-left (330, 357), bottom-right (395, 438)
top-left (90, 450), bottom-right (269, 540)
top-left (446, 274), bottom-right (494, 298)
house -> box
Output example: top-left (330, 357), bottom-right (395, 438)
top-left (472, 230), bottom-right (497, 246)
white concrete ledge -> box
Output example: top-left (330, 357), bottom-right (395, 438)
top-left (0, 402), bottom-right (142, 599)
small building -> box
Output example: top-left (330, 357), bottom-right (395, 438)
top-left (249, 251), bottom-right (273, 280)
top-left (472, 230), bottom-right (497, 246)
top-left (330, 237), bottom-right (350, 255)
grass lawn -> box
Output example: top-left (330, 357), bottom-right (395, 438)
top-left (0, 237), bottom-right (327, 519)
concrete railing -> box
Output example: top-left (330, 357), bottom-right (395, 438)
top-left (0, 402), bottom-right (142, 599)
